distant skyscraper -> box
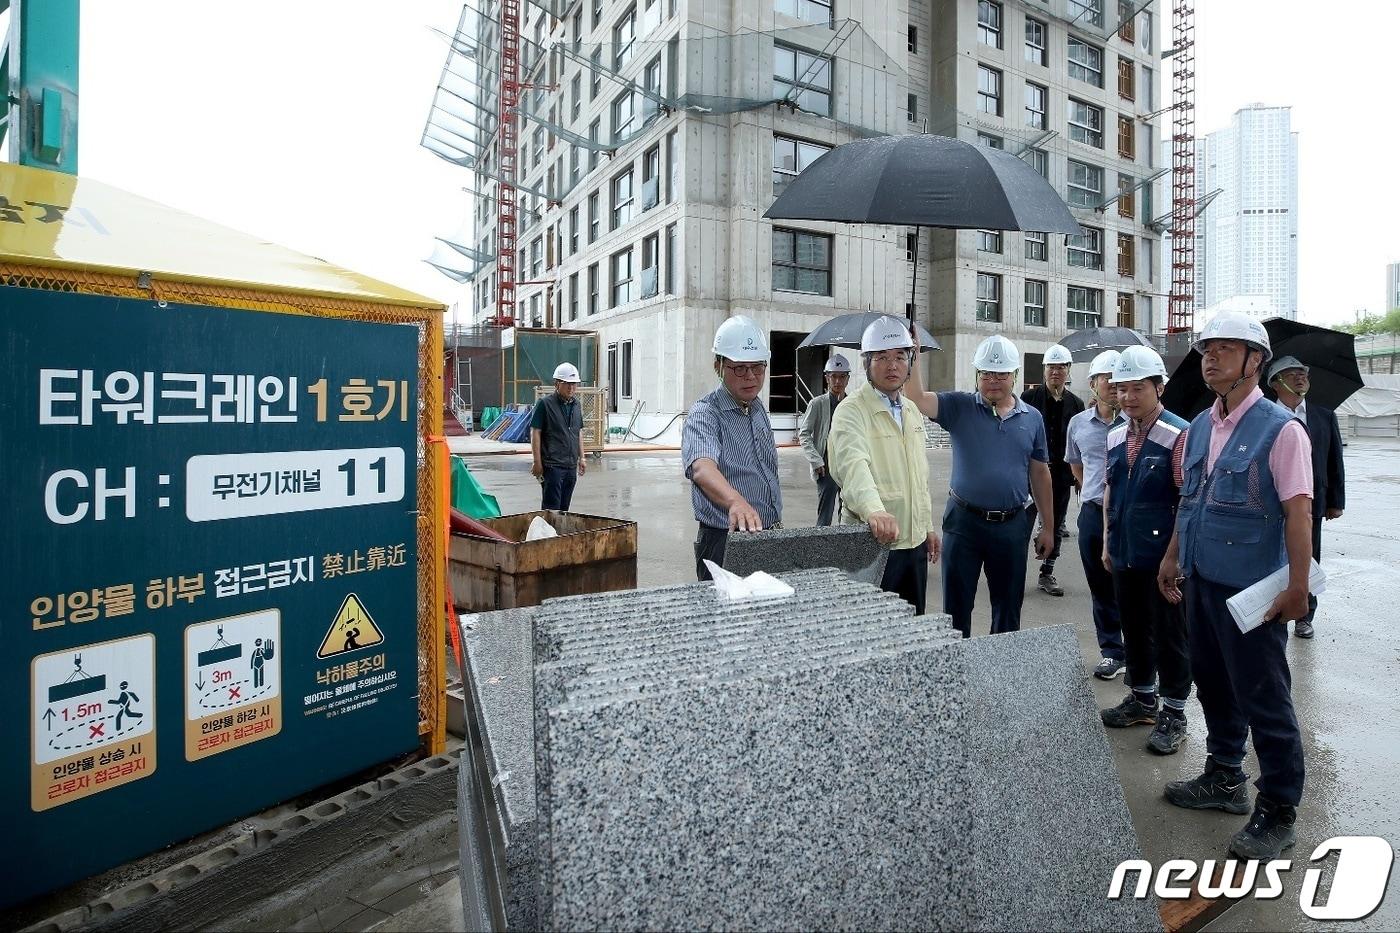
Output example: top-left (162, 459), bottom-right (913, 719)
top-left (1164, 104), bottom-right (1299, 321)
top-left (1387, 262), bottom-right (1400, 312)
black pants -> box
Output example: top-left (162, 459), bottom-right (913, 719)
top-left (541, 464), bottom-right (577, 511)
top-left (1113, 566), bottom-right (1191, 704)
top-left (1028, 461), bottom-right (1073, 575)
top-left (881, 541), bottom-right (929, 615)
top-left (941, 500), bottom-right (1033, 638)
top-left (694, 525), bottom-right (729, 581)
top-left (815, 472), bottom-right (841, 527)
top-left (1187, 575), bottom-right (1305, 806)
top-left (1077, 502), bottom-right (1124, 661)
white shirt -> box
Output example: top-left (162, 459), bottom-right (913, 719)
top-left (878, 390), bottom-right (904, 429)
top-left (1285, 398), bottom-right (1307, 426)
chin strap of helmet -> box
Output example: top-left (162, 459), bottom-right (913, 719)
top-left (1216, 348), bottom-right (1260, 417)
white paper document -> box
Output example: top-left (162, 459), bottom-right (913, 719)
top-left (1226, 560), bottom-right (1327, 634)
top-left (703, 561), bottom-right (796, 602)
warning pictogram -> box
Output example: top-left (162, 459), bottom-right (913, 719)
top-left (317, 593), bottom-right (385, 659)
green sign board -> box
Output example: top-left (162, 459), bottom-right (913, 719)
top-left (1, 287), bottom-right (421, 908)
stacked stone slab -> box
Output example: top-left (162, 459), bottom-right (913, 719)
top-left (459, 577), bottom-right (1162, 932)
top-left (720, 524), bottom-right (890, 585)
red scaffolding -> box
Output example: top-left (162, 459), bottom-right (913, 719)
top-left (1166, 0), bottom-right (1196, 334)
top-left (492, 0), bottom-right (522, 327)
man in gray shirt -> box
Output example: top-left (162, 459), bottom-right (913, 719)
top-left (1065, 350), bottom-right (1126, 680)
top-left (798, 354), bottom-right (851, 526)
top-left (681, 316), bottom-right (783, 580)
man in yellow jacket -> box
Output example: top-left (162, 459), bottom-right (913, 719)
top-left (828, 316), bottom-right (941, 613)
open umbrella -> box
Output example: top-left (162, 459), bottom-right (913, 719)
top-left (765, 134), bottom-right (1082, 322)
top-left (1162, 319), bottom-right (1363, 420)
top-left (1056, 326), bottom-right (1152, 362)
top-left (800, 311), bottom-right (941, 351)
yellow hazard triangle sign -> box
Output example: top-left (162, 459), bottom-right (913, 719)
top-left (317, 593), bottom-right (386, 659)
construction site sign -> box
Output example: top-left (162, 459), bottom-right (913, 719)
top-left (1, 287), bottom-right (421, 908)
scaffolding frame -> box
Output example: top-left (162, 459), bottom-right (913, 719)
top-left (1166, 0), bottom-right (1196, 334)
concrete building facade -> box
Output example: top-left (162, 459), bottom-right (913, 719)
top-left (444, 0), bottom-right (1162, 439)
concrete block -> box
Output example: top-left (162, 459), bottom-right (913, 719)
top-left (720, 524), bottom-right (890, 585)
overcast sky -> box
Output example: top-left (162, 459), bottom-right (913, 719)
top-left (59, 1), bottom-right (1398, 328)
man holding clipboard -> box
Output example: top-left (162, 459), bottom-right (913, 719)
top-left (1155, 311), bottom-right (1315, 861)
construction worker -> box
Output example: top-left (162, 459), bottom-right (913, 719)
top-left (681, 316), bottom-right (783, 581)
top-left (530, 362), bottom-right (586, 511)
top-left (1159, 311), bottom-right (1313, 860)
top-left (1065, 349), bottom-right (1126, 680)
top-left (1099, 346), bottom-right (1192, 755)
top-left (798, 355), bottom-right (852, 526)
top-left (827, 317), bottom-right (938, 612)
top-left (1021, 344), bottom-right (1084, 596)
top-left (905, 334), bottom-right (1055, 637)
top-left (1268, 355), bottom-right (1345, 638)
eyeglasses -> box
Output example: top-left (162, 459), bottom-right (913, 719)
top-left (977, 371), bottom-right (1013, 380)
top-left (723, 363), bottom-right (767, 377)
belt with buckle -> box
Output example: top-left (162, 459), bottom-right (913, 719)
top-left (950, 491), bottom-right (1025, 524)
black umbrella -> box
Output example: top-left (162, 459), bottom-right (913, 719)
top-left (799, 311), bottom-right (941, 351)
top-left (1162, 319), bottom-right (1364, 420)
top-left (1056, 326), bottom-right (1152, 362)
top-left (764, 134), bottom-right (1083, 321)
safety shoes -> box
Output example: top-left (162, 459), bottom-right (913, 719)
top-left (1228, 796), bottom-right (1298, 860)
top-left (1164, 758), bottom-right (1251, 814)
top-left (1093, 657), bottom-right (1126, 680)
top-left (1038, 573), bottom-right (1065, 597)
top-left (1101, 694), bottom-right (1158, 728)
top-left (1294, 619), bottom-right (1315, 639)
top-left (1147, 708), bottom-right (1188, 755)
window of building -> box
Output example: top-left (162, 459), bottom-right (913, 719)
top-left (976, 273), bottom-right (1002, 322)
top-left (621, 339), bottom-right (634, 397)
top-left (978, 132), bottom-right (1005, 150)
top-left (1069, 0), bottom-right (1104, 28)
top-left (588, 118), bottom-right (601, 169)
top-left (611, 168), bottom-right (634, 229)
top-left (570, 74), bottom-right (582, 121)
top-left (644, 54), bottom-right (663, 120)
top-left (1141, 10), bottom-right (1153, 52)
top-left (1068, 37), bottom-right (1104, 87)
top-left (567, 206), bottom-right (579, 254)
top-left (1067, 159), bottom-right (1103, 207)
top-left (1068, 98), bottom-right (1104, 148)
top-left (1024, 230), bottom-right (1048, 261)
top-left (1117, 173), bottom-right (1135, 218)
top-left (772, 227), bottom-right (833, 295)
top-left (908, 25), bottom-right (918, 53)
top-left (1117, 0), bottom-right (1136, 43)
top-left (665, 222), bottom-right (678, 294)
top-left (978, 229), bottom-right (1003, 253)
top-left (590, 48), bottom-right (603, 98)
top-left (977, 65), bottom-right (1002, 116)
top-left (774, 0), bottom-right (834, 27)
top-left (573, 7), bottom-right (584, 47)
top-left (588, 191), bottom-right (600, 242)
top-left (587, 263), bottom-right (599, 315)
top-left (1117, 114), bottom-right (1135, 159)
top-left (906, 232), bottom-right (918, 262)
top-left (569, 272), bottom-right (580, 321)
top-left (1023, 147), bottom-right (1048, 177)
top-left (1118, 57), bottom-right (1135, 101)
top-left (611, 247), bottom-right (633, 307)
top-left (641, 232), bottom-right (660, 298)
top-left (774, 43), bottom-right (833, 116)
top-left (532, 127), bottom-right (544, 166)
top-left (570, 144), bottom-right (581, 185)
top-left (1067, 285), bottom-right (1103, 329)
top-left (1067, 226), bottom-right (1104, 270)
top-left (1025, 17), bottom-right (1047, 66)
top-left (1025, 82), bottom-right (1047, 130)
top-left (907, 93), bottom-right (918, 122)
top-left (772, 135), bottom-right (832, 197)
top-left (642, 144), bottom-right (661, 210)
top-left (614, 5), bottom-right (636, 71)
top-left (530, 237), bottom-right (543, 277)
top-left (612, 89), bottom-right (635, 143)
top-left (1117, 232), bottom-right (1135, 277)
top-left (1025, 279), bottom-right (1047, 326)
top-left (978, 1), bottom-right (1003, 48)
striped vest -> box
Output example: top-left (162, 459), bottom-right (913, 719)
top-left (1105, 409), bottom-right (1188, 570)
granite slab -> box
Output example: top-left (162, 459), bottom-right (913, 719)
top-left (720, 524), bottom-right (890, 585)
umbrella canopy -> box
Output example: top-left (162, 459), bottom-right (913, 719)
top-left (799, 312), bottom-right (941, 351)
top-left (764, 134), bottom-right (1083, 234)
top-left (1162, 319), bottom-right (1364, 420)
top-left (1056, 326), bottom-right (1152, 362)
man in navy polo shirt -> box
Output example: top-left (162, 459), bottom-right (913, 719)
top-left (906, 334), bottom-right (1055, 637)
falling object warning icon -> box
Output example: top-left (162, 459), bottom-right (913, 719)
top-left (317, 593), bottom-right (385, 659)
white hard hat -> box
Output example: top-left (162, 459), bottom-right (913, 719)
top-left (1109, 345), bottom-right (1168, 383)
top-left (860, 316), bottom-right (916, 354)
top-left (713, 315), bottom-right (771, 363)
top-left (824, 355), bottom-right (851, 374)
top-left (1193, 311), bottom-right (1272, 363)
top-left (1088, 349), bottom-right (1122, 377)
top-left (552, 362), bottom-right (581, 383)
top-left (972, 334), bottom-right (1020, 373)
top-left (1043, 344), bottom-right (1074, 366)
top-left (1267, 355), bottom-right (1308, 384)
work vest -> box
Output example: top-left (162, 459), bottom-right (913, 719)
top-left (1176, 400), bottom-right (1291, 589)
top-left (1105, 409), bottom-right (1187, 570)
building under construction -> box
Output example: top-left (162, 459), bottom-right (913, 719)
top-left (425, 0), bottom-right (1167, 440)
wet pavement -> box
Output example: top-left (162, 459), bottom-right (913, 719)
top-left (461, 438), bottom-right (1400, 930)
